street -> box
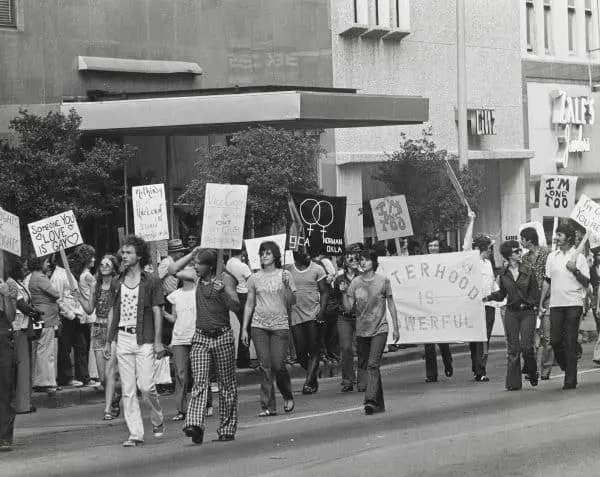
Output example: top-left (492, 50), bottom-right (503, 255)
top-left (3, 342), bottom-right (600, 477)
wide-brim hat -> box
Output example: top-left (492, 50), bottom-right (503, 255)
top-left (167, 239), bottom-right (189, 253)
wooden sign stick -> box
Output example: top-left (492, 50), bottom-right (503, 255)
top-left (60, 249), bottom-right (77, 291)
top-left (216, 249), bottom-right (224, 278)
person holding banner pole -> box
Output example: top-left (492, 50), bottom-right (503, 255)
top-left (539, 225), bottom-right (590, 390)
top-left (344, 249), bottom-right (399, 415)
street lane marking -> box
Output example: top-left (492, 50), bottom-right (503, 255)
top-left (241, 406), bottom-right (364, 429)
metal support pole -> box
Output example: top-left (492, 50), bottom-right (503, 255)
top-left (124, 160), bottom-right (130, 236)
top-left (456, 0), bottom-right (468, 170)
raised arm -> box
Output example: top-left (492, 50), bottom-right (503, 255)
top-left (462, 209), bottom-right (476, 252)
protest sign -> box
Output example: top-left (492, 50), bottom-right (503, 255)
top-left (519, 221), bottom-right (547, 248)
top-left (570, 194), bottom-right (600, 236)
top-left (201, 183), bottom-right (248, 250)
top-left (28, 211), bottom-right (83, 257)
top-left (444, 159), bottom-right (471, 211)
top-left (244, 234), bottom-right (287, 270)
top-left (370, 195), bottom-right (414, 240)
top-left (291, 192), bottom-right (346, 255)
top-left (378, 252), bottom-right (486, 344)
top-left (132, 184), bottom-right (169, 242)
top-left (539, 175), bottom-right (577, 217)
top-left (0, 208), bottom-right (20, 256)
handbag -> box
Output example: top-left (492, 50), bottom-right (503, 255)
top-left (153, 356), bottom-right (172, 385)
top-left (27, 312), bottom-right (43, 341)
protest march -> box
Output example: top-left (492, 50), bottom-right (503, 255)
top-left (0, 172), bottom-right (599, 452)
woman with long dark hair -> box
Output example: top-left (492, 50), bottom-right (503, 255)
top-left (241, 241), bottom-right (296, 416)
top-left (77, 254), bottom-right (121, 420)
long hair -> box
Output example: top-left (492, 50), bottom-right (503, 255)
top-left (259, 241), bottom-right (282, 269)
top-left (94, 254), bottom-right (120, 304)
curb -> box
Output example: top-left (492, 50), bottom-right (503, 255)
top-left (31, 340), bottom-right (508, 409)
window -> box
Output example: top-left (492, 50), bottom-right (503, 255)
top-left (375, 0), bottom-right (391, 27)
top-left (526, 0), bottom-right (536, 52)
top-left (0, 0), bottom-right (16, 28)
top-left (353, 0), bottom-right (368, 24)
top-left (543, 0), bottom-right (552, 53)
top-left (568, 0), bottom-right (576, 53)
top-left (585, 0), bottom-right (593, 51)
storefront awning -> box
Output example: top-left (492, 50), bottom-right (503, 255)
top-left (61, 90), bottom-right (429, 135)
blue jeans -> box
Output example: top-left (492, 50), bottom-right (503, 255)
top-left (251, 328), bottom-right (293, 412)
top-left (356, 333), bottom-right (387, 411)
top-left (550, 306), bottom-right (582, 387)
top-left (337, 317), bottom-right (359, 387)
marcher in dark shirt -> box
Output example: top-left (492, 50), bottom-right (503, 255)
top-left (484, 240), bottom-right (540, 390)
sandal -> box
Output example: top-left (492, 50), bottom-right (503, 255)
top-left (257, 409), bottom-right (277, 417)
top-left (284, 400), bottom-right (295, 413)
top-left (103, 412), bottom-right (114, 421)
top-left (172, 412), bottom-right (186, 421)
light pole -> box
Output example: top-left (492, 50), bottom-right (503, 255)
top-left (456, 0), bottom-right (468, 170)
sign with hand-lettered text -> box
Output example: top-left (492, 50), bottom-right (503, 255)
top-left (0, 208), bottom-right (20, 256)
top-left (201, 183), bottom-right (248, 249)
top-left (28, 211), bottom-right (83, 257)
top-left (539, 175), bottom-right (578, 217)
top-left (132, 184), bottom-right (169, 242)
top-left (370, 195), bottom-right (414, 240)
top-left (570, 194), bottom-right (600, 236)
top-left (378, 252), bottom-right (486, 344)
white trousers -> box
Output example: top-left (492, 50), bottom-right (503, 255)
top-left (32, 328), bottom-right (57, 387)
top-left (116, 331), bottom-right (163, 441)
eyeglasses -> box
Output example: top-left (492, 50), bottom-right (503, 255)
top-left (345, 254), bottom-right (358, 262)
top-left (99, 262), bottom-right (112, 267)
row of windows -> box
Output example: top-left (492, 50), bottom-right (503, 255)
top-left (526, 0), bottom-right (595, 56)
top-left (352, 0), bottom-right (407, 28)
top-left (0, 0), bottom-right (15, 28)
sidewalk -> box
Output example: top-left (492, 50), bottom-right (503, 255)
top-left (31, 338), bottom-right (509, 410)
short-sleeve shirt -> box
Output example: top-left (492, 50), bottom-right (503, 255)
top-left (226, 257), bottom-right (252, 294)
top-left (545, 248), bottom-right (590, 308)
top-left (158, 256), bottom-right (179, 296)
top-left (346, 274), bottom-right (392, 337)
top-left (249, 269), bottom-right (296, 330)
top-left (167, 288), bottom-right (197, 346)
top-left (287, 262), bottom-right (326, 326)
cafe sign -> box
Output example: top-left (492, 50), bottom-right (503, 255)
top-left (551, 90), bottom-right (595, 168)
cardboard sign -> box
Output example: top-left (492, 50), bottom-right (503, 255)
top-left (0, 208), bottom-right (20, 256)
top-left (370, 195), bottom-right (414, 240)
top-left (244, 234), bottom-right (287, 270)
top-left (132, 184), bottom-right (169, 242)
top-left (539, 175), bottom-right (578, 217)
top-left (201, 183), bottom-right (248, 249)
top-left (378, 252), bottom-right (486, 344)
top-left (291, 192), bottom-right (346, 255)
top-left (570, 194), bottom-right (600, 236)
top-left (28, 211), bottom-right (83, 257)
top-left (519, 221), bottom-right (547, 248)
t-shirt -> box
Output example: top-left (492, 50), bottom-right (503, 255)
top-left (545, 248), bottom-right (590, 308)
top-left (167, 288), bottom-right (197, 346)
top-left (226, 257), bottom-right (252, 294)
top-left (346, 274), bottom-right (392, 337)
top-left (249, 269), bottom-right (296, 330)
top-left (158, 256), bottom-right (179, 296)
top-left (120, 284), bottom-right (139, 328)
top-left (287, 262), bottom-right (326, 326)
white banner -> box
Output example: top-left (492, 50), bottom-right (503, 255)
top-left (132, 184), bottom-right (169, 242)
top-left (0, 208), bottom-right (20, 256)
top-left (378, 252), bottom-right (486, 344)
top-left (370, 195), bottom-right (414, 240)
top-left (570, 194), bottom-right (600, 236)
top-left (539, 175), bottom-right (578, 217)
top-left (28, 210), bottom-right (83, 257)
top-left (201, 183), bottom-right (248, 249)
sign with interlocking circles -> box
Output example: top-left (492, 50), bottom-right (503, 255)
top-left (370, 195), bottom-right (414, 240)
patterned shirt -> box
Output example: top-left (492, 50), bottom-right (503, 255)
top-left (119, 284), bottom-right (139, 328)
top-left (521, 246), bottom-right (550, 291)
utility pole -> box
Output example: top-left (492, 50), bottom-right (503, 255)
top-left (456, 0), bottom-right (468, 170)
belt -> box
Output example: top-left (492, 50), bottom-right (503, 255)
top-left (197, 326), bottom-right (230, 339)
top-left (118, 326), bottom-right (136, 334)
top-left (507, 304), bottom-right (536, 312)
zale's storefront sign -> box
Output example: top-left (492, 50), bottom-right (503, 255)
top-left (551, 91), bottom-right (595, 168)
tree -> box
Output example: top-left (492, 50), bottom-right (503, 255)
top-left (0, 109), bottom-right (135, 239)
top-left (177, 127), bottom-right (324, 236)
top-left (373, 129), bottom-right (486, 237)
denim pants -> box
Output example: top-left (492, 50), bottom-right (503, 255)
top-left (356, 333), bottom-right (387, 411)
top-left (337, 317), bottom-right (359, 387)
top-left (251, 327), bottom-right (293, 412)
top-left (550, 306), bottom-right (582, 387)
top-left (469, 306), bottom-right (496, 377)
top-left (424, 343), bottom-right (453, 379)
top-left (0, 332), bottom-right (16, 446)
top-left (535, 312), bottom-right (553, 379)
top-left (318, 310), bottom-right (339, 358)
top-left (504, 310), bottom-right (536, 389)
top-left (291, 320), bottom-right (320, 388)
top-left (57, 318), bottom-right (90, 385)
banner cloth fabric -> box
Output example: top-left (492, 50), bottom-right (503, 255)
top-left (378, 252), bottom-right (486, 344)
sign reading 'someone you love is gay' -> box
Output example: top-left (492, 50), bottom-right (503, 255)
top-left (378, 252), bottom-right (486, 344)
top-left (28, 210), bottom-right (83, 257)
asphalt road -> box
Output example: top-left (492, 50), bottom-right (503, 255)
top-left (5, 343), bottom-right (600, 477)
